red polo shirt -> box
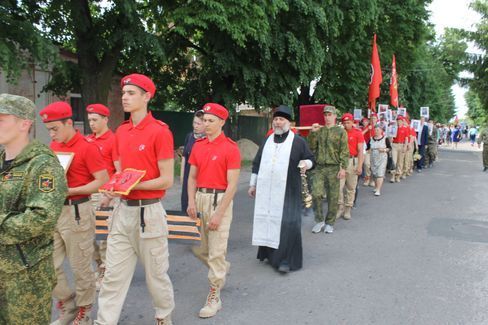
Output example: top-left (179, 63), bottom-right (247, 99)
top-left (51, 131), bottom-right (106, 200)
top-left (113, 112), bottom-right (174, 200)
top-left (86, 129), bottom-right (116, 176)
top-left (393, 126), bottom-right (410, 143)
top-left (362, 125), bottom-right (373, 143)
top-left (188, 132), bottom-right (241, 190)
top-left (346, 128), bottom-right (364, 157)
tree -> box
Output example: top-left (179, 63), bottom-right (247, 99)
top-left (466, 88), bottom-right (486, 126)
top-left (465, 0), bottom-right (488, 119)
top-left (0, 1), bottom-right (56, 81)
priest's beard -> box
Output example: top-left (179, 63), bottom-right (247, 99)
top-left (273, 122), bottom-right (291, 135)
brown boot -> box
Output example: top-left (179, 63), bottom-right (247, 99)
top-left (155, 316), bottom-right (173, 325)
top-left (336, 204), bottom-right (344, 219)
top-left (53, 295), bottom-right (77, 325)
top-left (199, 287), bottom-right (222, 318)
top-left (343, 206), bottom-right (352, 220)
top-left (363, 176), bottom-right (370, 186)
top-left (73, 305), bottom-right (93, 325)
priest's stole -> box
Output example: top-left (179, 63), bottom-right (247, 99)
top-left (95, 208), bottom-right (201, 245)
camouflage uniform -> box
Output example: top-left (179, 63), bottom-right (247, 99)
top-left (425, 125), bottom-right (438, 167)
top-left (477, 128), bottom-right (488, 169)
top-left (0, 141), bottom-right (67, 324)
top-left (308, 125), bottom-right (349, 225)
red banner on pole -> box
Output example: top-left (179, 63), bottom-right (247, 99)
top-left (390, 54), bottom-right (399, 108)
top-left (368, 34), bottom-right (382, 112)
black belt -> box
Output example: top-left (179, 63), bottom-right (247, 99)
top-left (122, 198), bottom-right (160, 206)
top-left (64, 197), bottom-right (90, 206)
top-left (197, 188), bottom-right (226, 194)
top-left (349, 155), bottom-right (358, 158)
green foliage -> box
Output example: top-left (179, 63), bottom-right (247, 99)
top-left (0, 1), bottom-right (57, 81)
top-left (464, 0), bottom-right (488, 120)
top-left (0, 0), bottom-right (470, 126)
top-left (466, 88), bottom-right (487, 126)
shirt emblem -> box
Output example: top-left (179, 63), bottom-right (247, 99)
top-left (212, 155), bottom-right (218, 161)
top-left (39, 174), bottom-right (55, 192)
top-left (139, 144), bottom-right (145, 151)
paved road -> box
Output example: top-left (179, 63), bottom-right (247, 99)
top-left (54, 148), bottom-right (488, 324)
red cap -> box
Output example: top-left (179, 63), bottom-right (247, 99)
top-left (341, 113), bottom-right (354, 122)
top-left (121, 73), bottom-right (156, 98)
top-left (39, 102), bottom-right (72, 122)
top-left (202, 103), bottom-right (229, 120)
top-left (86, 104), bottom-right (110, 117)
top-left (371, 113), bottom-right (378, 118)
top-left (362, 117), bottom-right (369, 122)
top-left (397, 116), bottom-right (405, 121)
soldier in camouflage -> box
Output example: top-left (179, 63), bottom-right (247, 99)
top-left (477, 125), bottom-right (488, 171)
top-left (0, 94), bottom-right (67, 324)
top-left (424, 119), bottom-right (438, 168)
top-left (308, 105), bottom-right (349, 234)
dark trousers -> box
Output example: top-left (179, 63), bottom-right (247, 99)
top-left (417, 145), bottom-right (426, 169)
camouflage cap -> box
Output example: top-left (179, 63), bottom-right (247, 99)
top-left (0, 94), bottom-right (36, 120)
top-left (323, 105), bottom-right (337, 114)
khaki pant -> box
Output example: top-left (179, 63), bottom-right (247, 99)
top-left (404, 144), bottom-right (414, 175)
top-left (52, 200), bottom-right (96, 307)
top-left (363, 151), bottom-right (371, 177)
top-left (96, 201), bottom-right (174, 324)
top-left (192, 191), bottom-right (233, 289)
top-left (391, 143), bottom-right (405, 178)
top-left (338, 158), bottom-right (359, 208)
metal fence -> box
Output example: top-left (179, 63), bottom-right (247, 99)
top-left (148, 111), bottom-right (269, 147)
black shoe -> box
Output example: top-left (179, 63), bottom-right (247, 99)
top-left (484, 167), bottom-right (487, 172)
top-left (278, 262), bottom-right (290, 274)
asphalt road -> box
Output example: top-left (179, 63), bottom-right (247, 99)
top-left (54, 147), bottom-right (488, 325)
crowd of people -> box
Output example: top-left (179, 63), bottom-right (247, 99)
top-left (1, 75), bottom-right (488, 324)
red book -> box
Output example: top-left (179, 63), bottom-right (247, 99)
top-left (99, 168), bottom-right (146, 195)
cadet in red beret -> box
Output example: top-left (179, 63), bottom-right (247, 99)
top-left (85, 103), bottom-right (116, 288)
top-left (337, 113), bottom-right (364, 220)
top-left (187, 102), bottom-right (241, 318)
top-left (96, 74), bottom-right (175, 325)
top-left (86, 104), bottom-right (115, 176)
top-left (39, 101), bottom-right (109, 324)
top-left (390, 116), bottom-right (411, 183)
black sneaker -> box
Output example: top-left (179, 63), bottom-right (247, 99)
top-left (278, 262), bottom-right (290, 274)
top-left (483, 167), bottom-right (487, 172)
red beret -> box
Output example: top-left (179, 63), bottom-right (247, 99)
top-left (86, 104), bottom-right (110, 117)
top-left (202, 103), bottom-right (229, 120)
top-left (341, 113), bottom-right (354, 122)
top-left (121, 73), bottom-right (156, 98)
top-left (39, 102), bottom-right (72, 123)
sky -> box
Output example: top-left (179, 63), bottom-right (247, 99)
top-left (428, 0), bottom-right (482, 118)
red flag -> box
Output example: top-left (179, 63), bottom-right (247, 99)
top-left (390, 54), bottom-right (399, 108)
top-left (368, 34), bottom-right (382, 112)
